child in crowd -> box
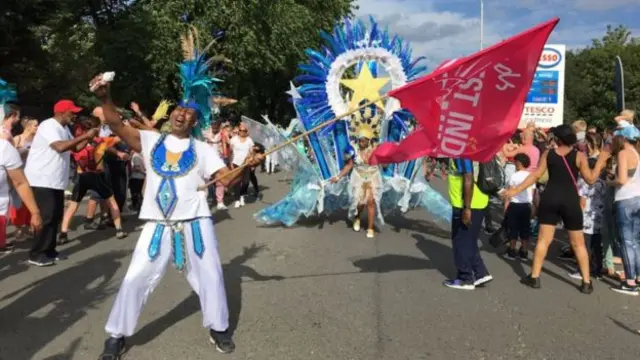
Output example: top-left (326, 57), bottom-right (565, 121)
top-left (129, 151), bottom-right (145, 213)
top-left (503, 153), bottom-right (534, 260)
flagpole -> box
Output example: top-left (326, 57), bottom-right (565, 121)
top-left (197, 94), bottom-right (390, 190)
top-left (480, 0), bottom-right (484, 50)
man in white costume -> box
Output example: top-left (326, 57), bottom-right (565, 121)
top-left (91, 48), bottom-right (262, 360)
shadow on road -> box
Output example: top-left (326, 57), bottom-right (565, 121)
top-left (608, 316), bottom-right (639, 335)
top-left (131, 243), bottom-right (283, 349)
top-left (0, 225), bottom-right (129, 283)
top-left (0, 250), bottom-right (128, 360)
top-left (348, 234), bottom-right (455, 279)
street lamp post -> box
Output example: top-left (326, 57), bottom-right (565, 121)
top-left (480, 0), bottom-right (484, 50)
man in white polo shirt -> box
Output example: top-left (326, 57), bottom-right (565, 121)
top-left (24, 100), bottom-right (98, 266)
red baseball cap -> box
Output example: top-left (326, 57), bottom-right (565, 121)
top-left (53, 100), bottom-right (82, 114)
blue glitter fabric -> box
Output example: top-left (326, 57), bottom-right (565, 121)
top-left (148, 134), bottom-right (199, 268)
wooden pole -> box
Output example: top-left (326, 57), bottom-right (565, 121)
top-left (198, 94), bottom-right (389, 190)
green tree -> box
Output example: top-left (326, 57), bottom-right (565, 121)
top-left (0, 0), bottom-right (356, 124)
top-left (564, 25), bottom-right (640, 128)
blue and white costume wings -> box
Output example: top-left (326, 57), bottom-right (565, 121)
top-left (254, 17), bottom-right (451, 228)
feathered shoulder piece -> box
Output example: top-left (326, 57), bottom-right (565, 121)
top-left (178, 25), bottom-right (230, 139)
top-left (0, 78), bottom-right (17, 121)
top-left (0, 78), bottom-right (17, 105)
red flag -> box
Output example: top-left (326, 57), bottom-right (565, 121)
top-left (370, 18), bottom-right (559, 165)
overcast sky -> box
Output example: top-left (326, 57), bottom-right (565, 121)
top-left (355, 0), bottom-right (639, 68)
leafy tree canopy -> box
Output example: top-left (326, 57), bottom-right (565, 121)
top-left (0, 0), bottom-right (356, 122)
top-left (565, 25), bottom-right (640, 128)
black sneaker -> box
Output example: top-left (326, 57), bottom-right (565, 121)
top-left (57, 232), bottom-right (70, 245)
top-left (557, 248), bottom-right (574, 261)
top-left (98, 337), bottom-right (126, 360)
top-left (611, 283), bottom-right (640, 296)
top-left (0, 243), bottom-right (15, 254)
top-left (115, 229), bottom-right (128, 239)
top-left (503, 248), bottom-right (517, 260)
top-left (209, 329), bottom-right (235, 354)
top-left (47, 253), bottom-right (68, 261)
top-left (520, 275), bottom-right (541, 289)
top-left (28, 255), bottom-right (55, 267)
top-left (84, 221), bottom-right (105, 230)
top-left (580, 281), bottom-right (594, 294)
top-left (518, 247), bottom-right (528, 260)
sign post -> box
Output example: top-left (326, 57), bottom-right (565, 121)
top-left (519, 44), bottom-right (566, 128)
top-left (615, 55), bottom-right (625, 112)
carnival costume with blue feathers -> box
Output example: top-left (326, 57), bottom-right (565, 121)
top-left (101, 26), bottom-right (237, 356)
top-left (254, 17), bottom-right (451, 233)
top-left (0, 78), bottom-right (17, 127)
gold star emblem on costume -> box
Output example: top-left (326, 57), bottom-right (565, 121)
top-left (340, 65), bottom-right (390, 110)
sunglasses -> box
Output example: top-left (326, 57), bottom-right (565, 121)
top-left (239, 129), bottom-right (248, 133)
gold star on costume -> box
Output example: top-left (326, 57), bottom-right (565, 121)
top-left (340, 65), bottom-right (390, 110)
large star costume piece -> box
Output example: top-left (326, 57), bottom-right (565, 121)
top-left (340, 65), bottom-right (389, 110)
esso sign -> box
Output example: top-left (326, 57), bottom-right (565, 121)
top-left (523, 106), bottom-right (555, 114)
top-left (538, 48), bottom-right (562, 68)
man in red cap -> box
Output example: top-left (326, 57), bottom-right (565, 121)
top-left (24, 99), bottom-right (99, 266)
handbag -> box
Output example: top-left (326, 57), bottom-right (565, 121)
top-left (560, 153), bottom-right (586, 210)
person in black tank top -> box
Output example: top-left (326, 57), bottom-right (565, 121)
top-left (502, 125), bottom-right (609, 294)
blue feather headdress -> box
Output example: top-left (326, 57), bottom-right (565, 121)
top-left (178, 26), bottom-right (227, 139)
top-left (0, 78), bottom-right (17, 120)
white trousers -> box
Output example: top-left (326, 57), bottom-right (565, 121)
top-left (265, 154), bottom-right (277, 173)
top-left (105, 217), bottom-right (229, 337)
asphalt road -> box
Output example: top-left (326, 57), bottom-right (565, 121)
top-left (0, 173), bottom-right (639, 360)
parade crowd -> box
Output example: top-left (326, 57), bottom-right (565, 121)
top-left (424, 110), bottom-right (640, 296)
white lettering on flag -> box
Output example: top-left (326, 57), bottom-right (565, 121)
top-left (494, 63), bottom-right (521, 91)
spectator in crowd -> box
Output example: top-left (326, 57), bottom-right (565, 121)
top-left (1, 103), bottom-right (20, 143)
top-left (503, 153), bottom-right (534, 260)
top-left (229, 123), bottom-right (256, 208)
top-left (568, 133), bottom-right (607, 281)
top-left (608, 127), bottom-right (640, 295)
top-left (58, 116), bottom-right (127, 243)
top-left (24, 100), bottom-right (95, 266)
top-left (503, 125), bottom-right (607, 294)
top-left (0, 138), bottom-right (42, 254)
top-left (129, 150), bottom-right (145, 213)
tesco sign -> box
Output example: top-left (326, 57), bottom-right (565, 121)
top-left (538, 47), bottom-right (562, 69)
top-left (519, 44), bottom-right (566, 129)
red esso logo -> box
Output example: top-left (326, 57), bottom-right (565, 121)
top-left (524, 106), bottom-right (555, 114)
top-left (539, 48), bottom-right (562, 68)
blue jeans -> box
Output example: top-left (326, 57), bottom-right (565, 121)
top-left (615, 196), bottom-right (640, 280)
top-left (451, 208), bottom-right (489, 282)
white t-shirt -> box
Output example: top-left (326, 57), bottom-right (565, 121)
top-left (229, 136), bottom-right (254, 166)
top-left (508, 170), bottom-right (534, 204)
top-left (0, 139), bottom-right (23, 215)
top-left (138, 130), bottom-right (226, 221)
top-left (24, 118), bottom-right (73, 190)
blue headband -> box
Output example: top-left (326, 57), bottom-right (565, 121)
top-left (615, 126), bottom-right (640, 141)
top-left (179, 99), bottom-right (200, 113)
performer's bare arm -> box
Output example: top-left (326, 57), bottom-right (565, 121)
top-left (90, 76), bottom-right (142, 153)
top-left (50, 129), bottom-right (97, 153)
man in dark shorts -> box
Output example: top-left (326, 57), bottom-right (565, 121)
top-left (58, 116), bottom-right (128, 243)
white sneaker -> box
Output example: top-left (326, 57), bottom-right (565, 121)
top-left (353, 219), bottom-right (361, 232)
top-left (366, 229), bottom-right (375, 238)
top-left (217, 203), bottom-right (227, 210)
top-left (474, 275), bottom-right (493, 287)
top-left (234, 201), bottom-right (241, 208)
top-left (239, 196), bottom-right (245, 206)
